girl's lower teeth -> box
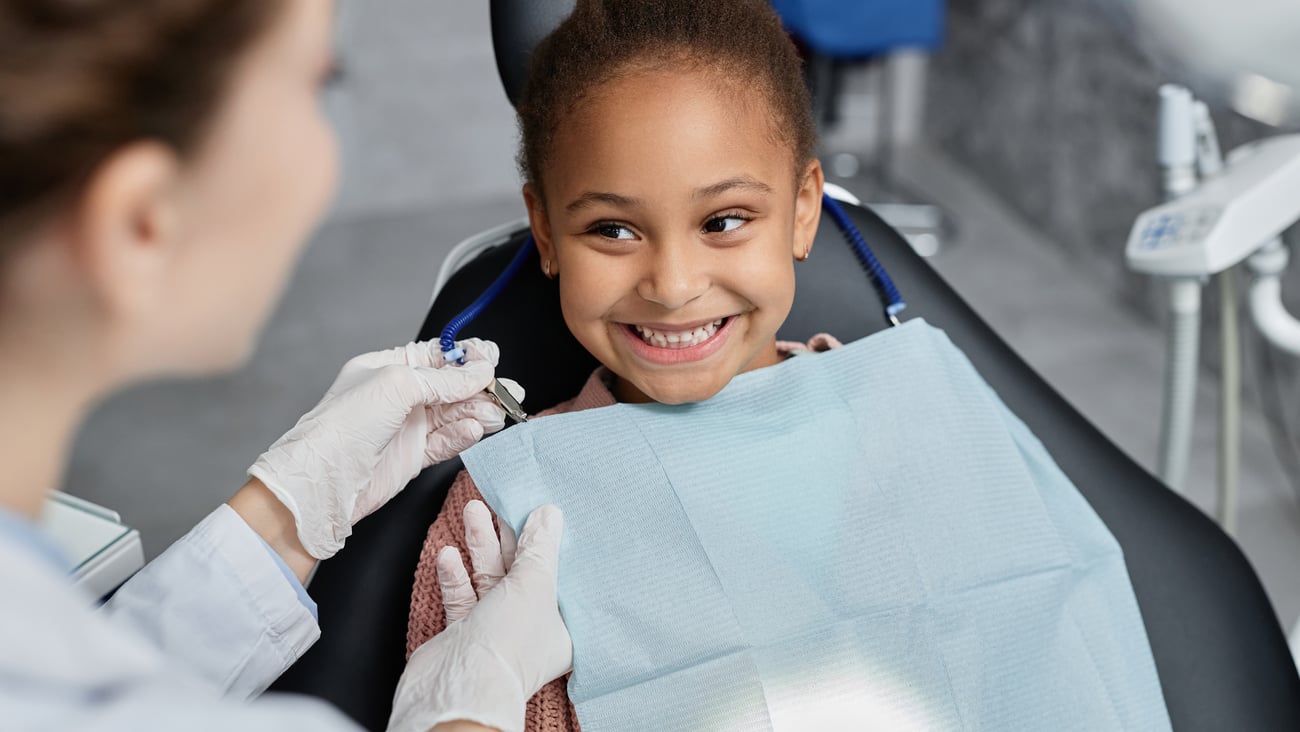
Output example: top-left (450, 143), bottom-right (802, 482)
top-left (634, 319), bottom-right (725, 349)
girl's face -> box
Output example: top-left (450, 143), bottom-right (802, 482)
top-left (525, 68), bottom-right (823, 404)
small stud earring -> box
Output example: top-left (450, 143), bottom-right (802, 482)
top-left (797, 249), bottom-right (810, 262)
top-left (543, 259), bottom-right (552, 278)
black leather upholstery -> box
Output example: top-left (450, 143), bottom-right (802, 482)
top-left (489, 0), bottom-right (576, 107)
top-left (271, 2), bottom-right (1300, 729)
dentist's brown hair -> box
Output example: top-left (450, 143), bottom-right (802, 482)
top-left (0, 0), bottom-right (284, 248)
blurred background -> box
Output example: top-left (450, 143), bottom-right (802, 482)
top-left (64, 0), bottom-right (1300, 630)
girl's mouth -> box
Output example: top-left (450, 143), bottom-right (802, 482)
top-left (631, 317), bottom-right (726, 348)
top-left (618, 315), bottom-right (738, 365)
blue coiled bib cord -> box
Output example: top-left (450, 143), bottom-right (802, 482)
top-left (440, 196), bottom-right (906, 362)
top-left (439, 234), bottom-right (536, 363)
top-left (821, 193), bottom-right (907, 325)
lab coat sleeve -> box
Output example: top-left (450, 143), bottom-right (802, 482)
top-left (46, 687), bottom-right (366, 732)
top-left (101, 504), bottom-right (321, 700)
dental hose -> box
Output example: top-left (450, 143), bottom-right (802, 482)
top-left (439, 234), bottom-right (536, 363)
top-left (439, 197), bottom-right (907, 357)
top-left (1219, 267), bottom-right (1240, 535)
top-left (821, 193), bottom-right (907, 325)
top-left (1158, 278), bottom-right (1201, 492)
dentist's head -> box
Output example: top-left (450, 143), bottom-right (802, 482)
top-left (0, 0), bottom-right (338, 393)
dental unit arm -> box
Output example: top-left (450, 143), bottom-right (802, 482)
top-left (1126, 134), bottom-right (1300, 282)
top-left (1126, 89), bottom-right (1300, 523)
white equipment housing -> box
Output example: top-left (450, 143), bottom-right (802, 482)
top-left (1126, 134), bottom-right (1300, 278)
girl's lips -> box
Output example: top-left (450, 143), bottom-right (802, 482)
top-left (618, 314), bottom-right (739, 366)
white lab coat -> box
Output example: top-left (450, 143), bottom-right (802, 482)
top-left (0, 504), bottom-right (364, 730)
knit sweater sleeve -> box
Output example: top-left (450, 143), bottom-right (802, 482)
top-left (407, 470), bottom-right (583, 731)
top-left (406, 468), bottom-right (479, 658)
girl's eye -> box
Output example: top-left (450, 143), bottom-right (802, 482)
top-left (703, 215), bottom-right (748, 234)
top-left (593, 223), bottom-right (637, 240)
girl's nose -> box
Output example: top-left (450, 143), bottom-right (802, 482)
top-left (636, 237), bottom-right (711, 310)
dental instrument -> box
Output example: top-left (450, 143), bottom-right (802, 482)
top-left (487, 378), bottom-right (529, 424)
top-left (437, 194), bottom-right (909, 369)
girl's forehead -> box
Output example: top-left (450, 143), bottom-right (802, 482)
top-left (548, 68), bottom-right (798, 195)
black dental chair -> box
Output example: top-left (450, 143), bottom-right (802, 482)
top-left (271, 2), bottom-right (1300, 729)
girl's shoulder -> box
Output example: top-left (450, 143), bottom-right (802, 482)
top-left (776, 332), bottom-right (842, 358)
top-left (536, 369), bottom-right (619, 418)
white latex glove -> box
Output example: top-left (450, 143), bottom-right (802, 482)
top-left (388, 503), bottom-right (572, 732)
top-left (437, 500), bottom-right (521, 623)
top-left (249, 339), bottom-right (523, 559)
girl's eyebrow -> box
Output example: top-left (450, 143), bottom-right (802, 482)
top-left (564, 176), bottom-right (773, 213)
top-left (566, 191), bottom-right (642, 213)
top-left (692, 176), bottom-right (774, 200)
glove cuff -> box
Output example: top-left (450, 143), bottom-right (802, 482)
top-left (388, 625), bottom-right (529, 732)
top-left (247, 461), bottom-right (344, 561)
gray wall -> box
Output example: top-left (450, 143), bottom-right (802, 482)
top-left (926, 0), bottom-right (1295, 320)
top-left (329, 0), bottom-right (522, 222)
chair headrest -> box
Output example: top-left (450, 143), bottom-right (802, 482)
top-left (490, 0), bottom-right (576, 107)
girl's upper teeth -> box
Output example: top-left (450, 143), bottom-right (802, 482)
top-left (634, 319), bottom-right (725, 348)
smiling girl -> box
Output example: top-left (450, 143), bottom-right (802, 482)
top-left (408, 0), bottom-right (831, 727)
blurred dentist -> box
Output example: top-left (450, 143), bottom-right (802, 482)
top-left (0, 2), bottom-right (570, 731)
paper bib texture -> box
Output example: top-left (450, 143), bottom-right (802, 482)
top-left (462, 320), bottom-right (1171, 731)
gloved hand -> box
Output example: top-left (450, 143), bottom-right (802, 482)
top-left (248, 339), bottom-right (524, 559)
top-left (438, 500), bottom-right (518, 624)
top-left (388, 503), bottom-right (572, 732)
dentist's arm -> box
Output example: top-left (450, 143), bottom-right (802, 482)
top-left (103, 340), bottom-right (516, 699)
top-left (390, 504), bottom-right (573, 732)
top-left (244, 339), bottom-right (511, 563)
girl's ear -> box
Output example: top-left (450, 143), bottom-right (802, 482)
top-left (522, 182), bottom-right (557, 276)
top-left (792, 158), bottom-right (824, 261)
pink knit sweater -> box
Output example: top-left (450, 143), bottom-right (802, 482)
top-left (407, 335), bottom-right (841, 731)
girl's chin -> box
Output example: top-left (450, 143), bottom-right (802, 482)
top-left (615, 371), bottom-right (730, 405)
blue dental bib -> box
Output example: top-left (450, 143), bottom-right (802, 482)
top-left (462, 320), bottom-right (1170, 731)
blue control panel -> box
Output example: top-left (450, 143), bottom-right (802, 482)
top-left (1136, 206), bottom-right (1220, 251)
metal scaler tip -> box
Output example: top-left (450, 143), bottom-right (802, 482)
top-left (487, 378), bottom-right (529, 424)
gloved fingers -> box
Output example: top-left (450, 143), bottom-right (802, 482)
top-left (401, 339), bottom-right (499, 369)
top-left (337, 338), bottom-right (498, 377)
top-left (498, 515), bottom-right (517, 571)
top-left (412, 359), bottom-right (496, 405)
top-left (510, 504), bottom-right (573, 682)
top-left (337, 342), bottom-right (422, 374)
top-left (429, 394), bottom-right (507, 435)
top-left (436, 546), bottom-right (478, 625)
top-left (464, 500), bottom-right (508, 596)
top-left (424, 418), bottom-right (486, 465)
top-left (511, 504), bottom-right (564, 582)
top-left (454, 338), bottom-right (501, 368)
